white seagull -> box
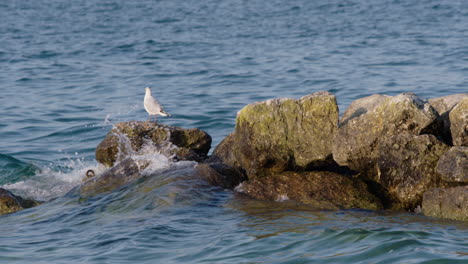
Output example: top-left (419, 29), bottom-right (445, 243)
top-left (144, 87), bottom-right (171, 122)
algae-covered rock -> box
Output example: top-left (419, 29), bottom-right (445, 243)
top-left (422, 186), bottom-right (468, 221)
top-left (449, 98), bottom-right (468, 146)
top-left (340, 94), bottom-right (389, 126)
top-left (195, 163), bottom-right (247, 189)
top-left (235, 171), bottom-right (382, 210)
top-left (96, 121), bottom-right (211, 167)
top-left (0, 188), bottom-right (40, 215)
top-left (375, 134), bottom-right (450, 210)
top-left (215, 91), bottom-right (338, 178)
top-left (436, 146), bottom-right (468, 184)
top-left (428, 94), bottom-right (468, 144)
top-left (333, 93), bottom-right (438, 172)
top-left (79, 158), bottom-right (142, 197)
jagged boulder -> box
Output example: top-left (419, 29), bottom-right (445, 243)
top-left (333, 93), bottom-right (438, 172)
top-left (79, 158), bottom-right (142, 197)
top-left (340, 94), bottom-right (389, 126)
top-left (235, 171), bottom-right (382, 210)
top-left (0, 188), bottom-right (39, 215)
top-left (213, 91), bottom-right (339, 178)
top-left (449, 98), bottom-right (468, 146)
top-left (429, 94), bottom-right (468, 144)
top-left (375, 134), bottom-right (450, 210)
top-left (96, 121), bottom-right (212, 167)
top-left (436, 146), bottom-right (468, 184)
top-left (422, 186), bottom-right (468, 221)
top-left (195, 163), bottom-right (247, 189)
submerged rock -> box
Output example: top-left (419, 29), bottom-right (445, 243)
top-left (333, 93), bottom-right (438, 172)
top-left (0, 188), bottom-right (40, 215)
top-left (96, 121), bottom-right (212, 167)
top-left (422, 186), bottom-right (468, 221)
top-left (436, 146), bottom-right (468, 184)
top-left (375, 134), bottom-right (450, 210)
top-left (195, 163), bottom-right (247, 190)
top-left (429, 94), bottom-right (468, 144)
top-left (235, 171), bottom-right (382, 210)
top-left (79, 158), bottom-right (142, 197)
top-left (449, 98), bottom-right (468, 146)
top-left (214, 91), bottom-right (339, 178)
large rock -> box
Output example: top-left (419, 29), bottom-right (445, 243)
top-left (0, 188), bottom-right (39, 215)
top-left (340, 94), bottom-right (389, 126)
top-left (449, 98), bottom-right (468, 146)
top-left (428, 94), bottom-right (468, 144)
top-left (235, 171), bottom-right (382, 210)
top-left (436, 146), bottom-right (468, 184)
top-left (333, 93), bottom-right (438, 172)
top-left (79, 158), bottom-right (142, 197)
top-left (213, 91), bottom-right (339, 178)
top-left (96, 121), bottom-right (212, 167)
top-left (375, 134), bottom-right (450, 210)
top-left (422, 186), bottom-right (468, 221)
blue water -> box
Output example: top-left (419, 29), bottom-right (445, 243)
top-left (1, 0), bottom-right (467, 263)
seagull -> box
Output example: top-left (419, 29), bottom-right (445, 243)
top-left (144, 87), bottom-right (171, 122)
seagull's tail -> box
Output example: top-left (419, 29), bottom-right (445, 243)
top-left (160, 110), bottom-right (171, 117)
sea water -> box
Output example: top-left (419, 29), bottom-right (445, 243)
top-left (0, 0), bottom-right (467, 263)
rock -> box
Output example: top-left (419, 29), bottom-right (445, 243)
top-left (96, 121), bottom-right (212, 167)
top-left (214, 91), bottom-right (339, 178)
top-left (449, 98), bottom-right (468, 146)
top-left (428, 94), bottom-right (468, 144)
top-left (195, 163), bottom-right (247, 189)
top-left (79, 158), bottom-right (142, 197)
top-left (0, 188), bottom-right (39, 215)
top-left (375, 134), bottom-right (450, 210)
top-left (436, 146), bottom-right (468, 184)
top-left (333, 93), bottom-right (438, 172)
top-left (340, 94), bottom-right (389, 126)
top-left (235, 171), bottom-right (382, 210)
top-left (422, 186), bottom-right (468, 221)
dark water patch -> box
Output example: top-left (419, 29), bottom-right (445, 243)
top-left (0, 154), bottom-right (37, 185)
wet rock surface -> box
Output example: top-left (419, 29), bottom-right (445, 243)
top-left (422, 186), bottom-right (468, 221)
top-left (236, 171), bottom-right (382, 210)
top-left (95, 121), bottom-right (212, 167)
top-left (79, 158), bottom-right (142, 197)
top-left (195, 163), bottom-right (247, 190)
top-left (0, 188), bottom-right (40, 215)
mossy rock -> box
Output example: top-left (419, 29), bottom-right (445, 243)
top-left (0, 188), bottom-right (40, 215)
top-left (214, 91), bottom-right (339, 179)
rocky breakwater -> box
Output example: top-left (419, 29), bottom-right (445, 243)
top-left (209, 91), bottom-right (467, 220)
top-left (79, 121), bottom-right (212, 197)
top-left (209, 91), bottom-right (383, 210)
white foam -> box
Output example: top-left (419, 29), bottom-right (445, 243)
top-left (2, 158), bottom-right (107, 201)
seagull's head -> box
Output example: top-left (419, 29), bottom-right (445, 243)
top-left (145, 87), bottom-right (152, 94)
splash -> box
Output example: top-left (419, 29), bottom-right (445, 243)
top-left (1, 157), bottom-right (107, 201)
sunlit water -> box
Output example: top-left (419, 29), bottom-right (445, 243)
top-left (0, 0), bottom-right (467, 263)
